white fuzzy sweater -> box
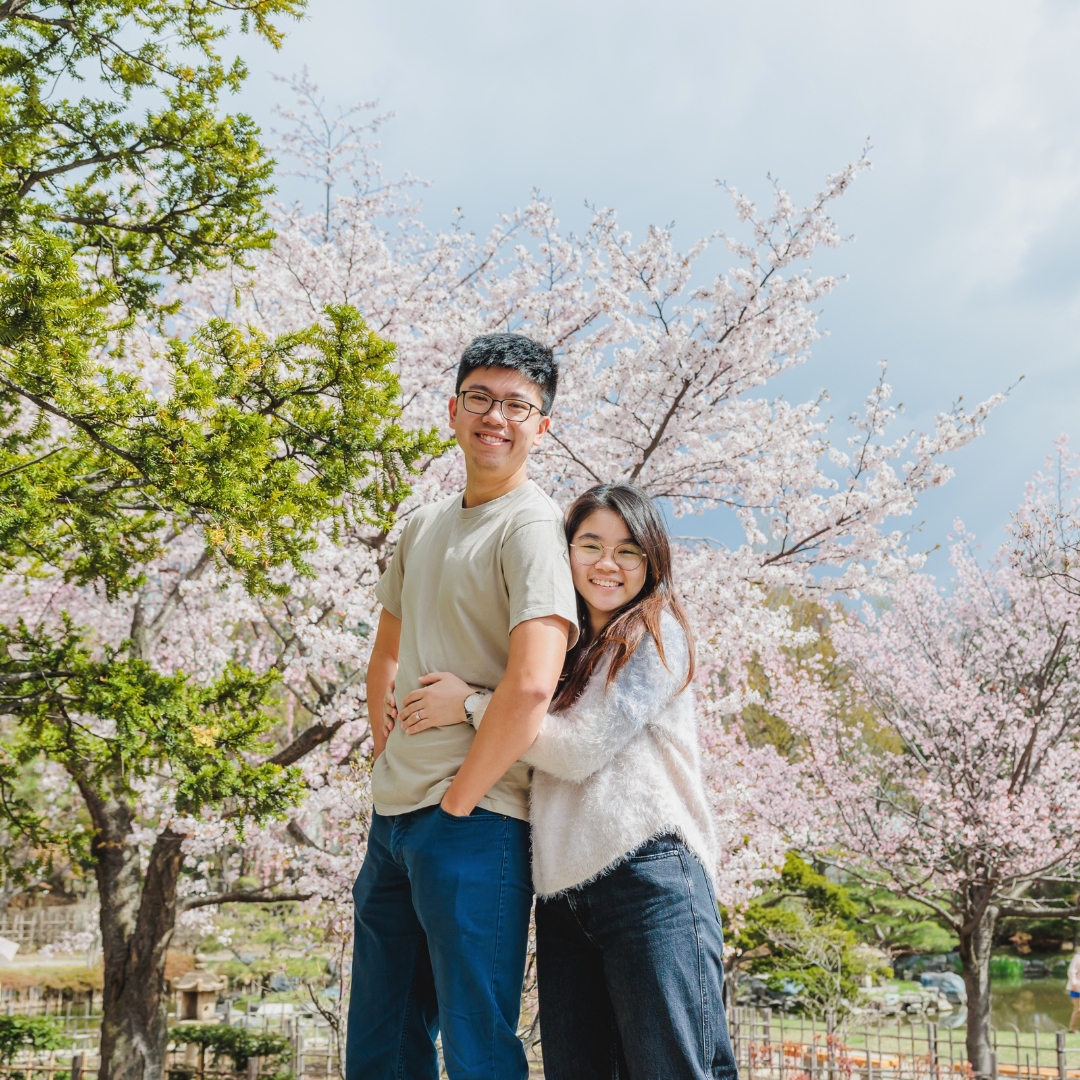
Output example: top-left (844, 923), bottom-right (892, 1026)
top-left (471, 611), bottom-right (718, 898)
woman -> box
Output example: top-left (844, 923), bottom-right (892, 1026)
top-left (1067, 948), bottom-right (1080, 1032)
top-left (385, 483), bottom-right (738, 1080)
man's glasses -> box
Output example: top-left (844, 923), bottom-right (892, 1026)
top-left (458, 390), bottom-right (543, 424)
top-left (571, 541), bottom-right (647, 571)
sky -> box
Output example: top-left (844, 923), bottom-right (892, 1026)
top-left (229, 0), bottom-right (1080, 573)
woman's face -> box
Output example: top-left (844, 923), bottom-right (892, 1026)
top-left (569, 508), bottom-right (648, 633)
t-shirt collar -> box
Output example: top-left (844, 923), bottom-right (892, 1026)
top-left (458, 479), bottom-right (538, 519)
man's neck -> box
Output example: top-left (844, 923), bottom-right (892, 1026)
top-left (462, 464), bottom-right (530, 509)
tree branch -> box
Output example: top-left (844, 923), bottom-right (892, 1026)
top-left (0, 374), bottom-right (149, 479)
top-left (997, 902), bottom-right (1080, 919)
top-left (181, 889), bottom-right (313, 912)
top-left (268, 718), bottom-right (348, 768)
top-left (16, 146), bottom-right (141, 200)
top-left (130, 548), bottom-right (213, 658)
top-left (627, 376), bottom-right (694, 483)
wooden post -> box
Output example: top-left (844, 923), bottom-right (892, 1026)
top-left (826, 1010), bottom-right (837, 1080)
top-left (1058, 1031), bottom-right (1067, 1080)
top-left (71, 1052), bottom-right (84, 1080)
top-left (247, 1055), bottom-right (260, 1080)
top-left (991, 1052), bottom-right (999, 1080)
top-left (927, 1021), bottom-right (938, 1080)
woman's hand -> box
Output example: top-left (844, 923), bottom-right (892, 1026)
top-left (400, 672), bottom-right (474, 734)
top-left (382, 683), bottom-right (397, 741)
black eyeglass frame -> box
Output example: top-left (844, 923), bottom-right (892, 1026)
top-left (456, 389), bottom-right (547, 423)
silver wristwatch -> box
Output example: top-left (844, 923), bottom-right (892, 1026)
top-left (464, 691), bottom-right (486, 725)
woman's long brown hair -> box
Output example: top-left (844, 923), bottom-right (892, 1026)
top-left (551, 484), bottom-right (695, 712)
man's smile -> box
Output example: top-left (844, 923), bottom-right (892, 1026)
top-left (474, 431), bottom-right (510, 445)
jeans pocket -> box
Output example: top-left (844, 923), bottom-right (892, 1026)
top-left (436, 804), bottom-right (500, 823)
top-left (627, 834), bottom-right (681, 862)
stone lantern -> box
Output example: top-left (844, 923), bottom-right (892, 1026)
top-left (173, 963), bottom-right (228, 1022)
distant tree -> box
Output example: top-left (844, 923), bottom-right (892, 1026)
top-left (733, 603), bottom-right (959, 962)
top-left (727, 854), bottom-right (883, 1018)
top-left (843, 883), bottom-right (958, 959)
top-left (775, 521), bottom-right (1080, 1077)
top-left (1011, 437), bottom-right (1080, 596)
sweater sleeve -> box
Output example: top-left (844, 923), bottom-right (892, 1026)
top-left (521, 619), bottom-right (689, 783)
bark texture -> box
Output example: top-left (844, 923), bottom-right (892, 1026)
top-left (959, 899), bottom-right (999, 1080)
top-left (81, 780), bottom-right (185, 1080)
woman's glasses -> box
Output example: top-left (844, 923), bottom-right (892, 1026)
top-left (571, 541), bottom-right (647, 571)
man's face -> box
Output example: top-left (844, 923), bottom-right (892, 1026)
top-left (449, 366), bottom-right (551, 479)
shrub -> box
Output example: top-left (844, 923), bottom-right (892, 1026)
top-left (989, 955), bottom-right (1024, 981)
top-left (0, 1017), bottom-right (70, 1064)
top-left (170, 1024), bottom-right (291, 1070)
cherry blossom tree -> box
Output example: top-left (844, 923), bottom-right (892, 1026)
top-left (130, 71), bottom-right (1004, 935)
top-left (771, 526), bottom-right (1080, 1076)
top-left (1010, 436), bottom-right (1080, 596)
top-left (166, 72), bottom-right (1000, 911)
top-left (2, 69), bottom-right (1006, 1078)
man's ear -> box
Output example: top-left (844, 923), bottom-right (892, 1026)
top-left (448, 394), bottom-right (459, 431)
top-left (532, 414), bottom-right (552, 446)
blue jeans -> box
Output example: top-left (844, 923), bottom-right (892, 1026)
top-left (535, 835), bottom-right (738, 1080)
top-left (346, 806), bottom-right (532, 1080)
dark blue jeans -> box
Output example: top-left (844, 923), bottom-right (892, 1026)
top-left (536, 835), bottom-right (738, 1080)
top-left (346, 806), bottom-right (532, 1080)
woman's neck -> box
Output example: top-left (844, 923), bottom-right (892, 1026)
top-left (586, 605), bottom-right (612, 639)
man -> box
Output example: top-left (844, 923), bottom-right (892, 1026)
top-left (347, 333), bottom-right (579, 1080)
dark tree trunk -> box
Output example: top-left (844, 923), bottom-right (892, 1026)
top-left (80, 781), bottom-right (186, 1080)
top-left (959, 901), bottom-right (999, 1080)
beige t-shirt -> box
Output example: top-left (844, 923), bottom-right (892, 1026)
top-left (372, 480), bottom-right (580, 820)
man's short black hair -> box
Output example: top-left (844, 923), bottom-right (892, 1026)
top-left (455, 333), bottom-right (557, 415)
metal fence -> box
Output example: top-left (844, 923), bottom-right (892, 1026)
top-left (19, 999), bottom-right (1080, 1080)
top-left (729, 1005), bottom-right (1080, 1080)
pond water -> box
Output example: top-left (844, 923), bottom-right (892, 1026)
top-left (991, 979), bottom-right (1077, 1033)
